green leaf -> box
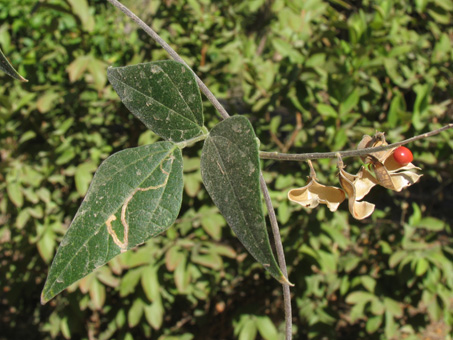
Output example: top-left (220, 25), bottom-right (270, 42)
top-left (384, 297), bottom-right (403, 318)
top-left (339, 88), bottom-right (360, 115)
top-left (238, 317), bottom-right (258, 340)
top-left (66, 55), bottom-right (90, 82)
top-left (370, 298), bottom-right (385, 315)
top-left (89, 277), bottom-right (106, 310)
top-left (16, 209), bottom-right (30, 229)
top-left (350, 301), bottom-right (366, 322)
top-left (141, 265), bottom-right (161, 302)
top-left (165, 246), bottom-right (185, 271)
top-left (18, 130), bottom-right (37, 143)
top-left (41, 142), bottom-right (184, 303)
top-left (37, 224), bottom-right (56, 264)
top-left (60, 316), bottom-right (71, 339)
top-left (56, 147), bottom-right (76, 165)
top-left (272, 38), bottom-right (303, 63)
top-left (75, 162), bottom-right (97, 197)
top-left (86, 58), bottom-right (107, 91)
top-left (96, 266), bottom-right (120, 288)
top-left (317, 104), bottom-right (338, 118)
top-left (119, 268), bottom-right (144, 297)
top-left (37, 92), bottom-right (61, 113)
top-left (256, 316), bottom-right (278, 340)
top-left (144, 299), bottom-right (164, 330)
top-left (389, 250), bottom-right (407, 268)
top-left (200, 115), bottom-right (286, 284)
top-left (366, 314), bottom-right (383, 334)
top-left (200, 211), bottom-right (224, 241)
top-left (107, 60), bottom-right (204, 142)
top-left (0, 47), bottom-right (27, 82)
top-left (415, 258), bottom-right (429, 276)
top-left (414, 217), bottom-right (445, 231)
top-left (7, 182), bottom-right (23, 208)
top-left (174, 256), bottom-right (191, 293)
top-left (361, 276), bottom-right (376, 293)
top-left (67, 0), bottom-right (95, 32)
top-left (278, 200), bottom-right (290, 224)
top-left (184, 172), bottom-right (201, 197)
top-left (191, 252), bottom-right (223, 270)
top-left (412, 83), bottom-right (432, 130)
top-left (346, 291), bottom-right (376, 304)
top-left (128, 298), bottom-right (144, 328)
top-left (384, 311), bottom-right (397, 338)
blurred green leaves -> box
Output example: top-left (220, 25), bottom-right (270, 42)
top-left (1, 0), bottom-right (452, 339)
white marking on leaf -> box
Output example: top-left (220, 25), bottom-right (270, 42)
top-left (105, 157), bottom-right (173, 252)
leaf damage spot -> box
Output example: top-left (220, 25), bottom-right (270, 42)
top-left (150, 65), bottom-right (162, 74)
top-left (105, 157), bottom-right (174, 252)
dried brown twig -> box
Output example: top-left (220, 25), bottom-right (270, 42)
top-left (260, 124), bottom-right (453, 161)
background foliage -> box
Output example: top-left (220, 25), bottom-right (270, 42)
top-left (1, 0), bottom-right (452, 339)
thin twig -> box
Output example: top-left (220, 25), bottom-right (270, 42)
top-left (260, 124), bottom-right (453, 161)
top-left (260, 173), bottom-right (292, 339)
top-left (107, 1), bottom-right (293, 338)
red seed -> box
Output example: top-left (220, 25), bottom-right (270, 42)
top-left (393, 146), bottom-right (413, 166)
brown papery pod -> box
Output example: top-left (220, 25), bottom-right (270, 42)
top-left (354, 167), bottom-right (378, 200)
top-left (364, 147), bottom-right (422, 192)
top-left (357, 132), bottom-right (394, 164)
top-left (288, 177), bottom-right (346, 212)
top-left (371, 160), bottom-right (396, 190)
top-left (338, 168), bottom-right (375, 220)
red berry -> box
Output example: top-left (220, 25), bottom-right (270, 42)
top-left (393, 146), bottom-right (413, 166)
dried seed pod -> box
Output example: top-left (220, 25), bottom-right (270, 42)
top-left (288, 177), bottom-right (346, 212)
top-left (358, 132), bottom-right (421, 192)
top-left (338, 167), bottom-right (375, 220)
top-left (288, 160), bottom-right (345, 212)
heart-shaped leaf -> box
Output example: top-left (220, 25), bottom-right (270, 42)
top-left (41, 142), bottom-right (183, 303)
top-left (107, 60), bottom-right (203, 142)
top-left (200, 116), bottom-right (286, 283)
top-left (0, 48), bottom-right (28, 82)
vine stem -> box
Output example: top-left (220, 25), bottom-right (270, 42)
top-left (107, 0), bottom-right (293, 338)
top-left (259, 173), bottom-right (292, 339)
top-left (260, 124), bottom-right (453, 161)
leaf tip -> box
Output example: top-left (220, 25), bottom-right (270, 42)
top-left (40, 292), bottom-right (49, 305)
top-left (279, 274), bottom-right (294, 287)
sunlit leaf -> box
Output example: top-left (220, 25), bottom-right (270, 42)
top-left (144, 299), bottom-right (164, 330)
top-left (128, 298), bottom-right (144, 328)
top-left (89, 277), bottom-right (106, 310)
top-left (6, 182), bottom-right (23, 208)
top-left (366, 315), bottom-right (383, 334)
top-left (108, 60), bottom-right (204, 142)
top-left (256, 316), bottom-right (279, 340)
top-left (67, 0), bottom-right (95, 32)
top-left (41, 142), bottom-right (184, 303)
top-left (201, 115), bottom-right (287, 284)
